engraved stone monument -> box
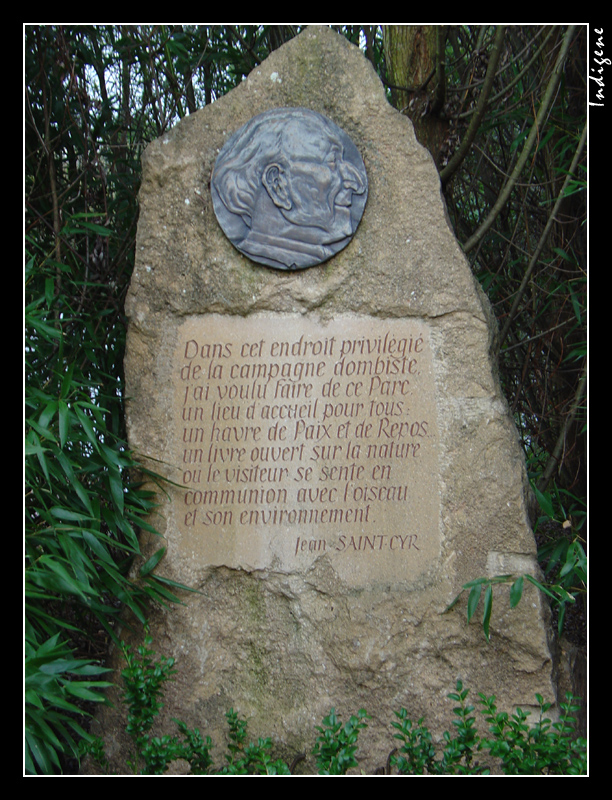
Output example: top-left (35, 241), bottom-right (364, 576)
top-left (104, 26), bottom-right (555, 773)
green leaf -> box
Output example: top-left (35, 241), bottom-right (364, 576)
top-left (64, 681), bottom-right (113, 702)
top-left (38, 400), bottom-right (58, 430)
top-left (31, 556), bottom-right (91, 600)
top-left (152, 573), bottom-right (201, 593)
top-left (49, 507), bottom-right (94, 523)
top-left (58, 400), bottom-right (70, 447)
top-left (533, 485), bottom-right (555, 519)
top-left (482, 584), bottom-right (493, 641)
top-left (108, 468), bottom-right (125, 514)
top-left (74, 405), bottom-right (99, 450)
top-left (82, 530), bottom-right (116, 565)
top-left (467, 584), bottom-right (482, 622)
top-left (509, 576), bottom-right (524, 608)
top-left (462, 576), bottom-right (490, 588)
top-left (568, 282), bottom-right (583, 324)
top-left (143, 579), bottom-right (185, 606)
top-left (139, 547), bottom-right (167, 577)
top-left (25, 728), bottom-right (58, 774)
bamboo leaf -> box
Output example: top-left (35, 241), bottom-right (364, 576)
top-left (467, 584), bottom-right (482, 623)
top-left (533, 485), bottom-right (555, 519)
top-left (57, 400), bottom-right (69, 447)
top-left (64, 681), bottom-right (114, 702)
top-left (139, 547), bottom-right (167, 577)
top-left (108, 468), bottom-right (125, 514)
top-left (509, 576), bottom-right (524, 608)
top-left (74, 405), bottom-right (99, 450)
top-left (482, 584), bottom-right (493, 641)
top-left (49, 507), bottom-right (94, 523)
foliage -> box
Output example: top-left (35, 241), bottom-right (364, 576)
top-left (88, 634), bottom-right (365, 775)
top-left (25, 28), bottom-right (188, 774)
top-left (392, 681), bottom-right (481, 774)
top-left (82, 636), bottom-right (288, 775)
top-left (478, 690), bottom-right (587, 775)
top-left (110, 635), bottom-right (214, 775)
top-left (531, 476), bottom-right (586, 634)
top-left (83, 640), bottom-right (585, 775)
top-left (392, 680), bottom-right (586, 775)
top-left (24, 240), bottom-right (192, 774)
top-left (445, 569), bottom-right (582, 642)
top-left (312, 708), bottom-right (370, 775)
top-left (444, 462), bottom-right (586, 641)
top-left (537, 532), bottom-right (586, 633)
top-left (218, 708), bottom-right (291, 775)
top-left (25, 633), bottom-right (113, 775)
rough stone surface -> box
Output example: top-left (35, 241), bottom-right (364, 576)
top-left (92, 26), bottom-right (555, 774)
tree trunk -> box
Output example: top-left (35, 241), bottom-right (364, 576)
top-left (383, 25), bottom-right (449, 166)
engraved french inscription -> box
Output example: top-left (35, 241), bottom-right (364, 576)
top-left (174, 314), bottom-right (440, 584)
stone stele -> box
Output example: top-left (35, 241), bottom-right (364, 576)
top-left (94, 26), bottom-right (557, 774)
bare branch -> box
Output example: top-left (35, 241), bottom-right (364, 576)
top-left (462, 26), bottom-right (578, 254)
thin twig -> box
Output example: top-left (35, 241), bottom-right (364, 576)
top-left (537, 362), bottom-right (587, 494)
top-left (440, 26), bottom-right (506, 187)
top-left (497, 122), bottom-right (587, 352)
top-left (462, 26), bottom-right (578, 254)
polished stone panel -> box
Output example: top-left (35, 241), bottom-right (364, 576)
top-left (174, 314), bottom-right (439, 584)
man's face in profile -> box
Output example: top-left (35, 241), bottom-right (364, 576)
top-left (262, 123), bottom-right (367, 244)
top-left (212, 108), bottom-right (368, 270)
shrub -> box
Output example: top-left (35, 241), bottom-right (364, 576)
top-left (392, 680), bottom-right (586, 775)
top-left (25, 246), bottom-right (191, 774)
top-left (82, 639), bottom-right (586, 775)
top-left (312, 708), bottom-right (370, 775)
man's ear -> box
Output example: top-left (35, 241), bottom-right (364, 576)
top-left (262, 163), bottom-right (292, 210)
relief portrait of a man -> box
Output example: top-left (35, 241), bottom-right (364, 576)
top-left (211, 108), bottom-right (368, 270)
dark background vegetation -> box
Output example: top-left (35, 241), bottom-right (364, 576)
top-left (25, 25), bottom-right (587, 774)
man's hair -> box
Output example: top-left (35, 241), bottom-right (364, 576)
top-left (212, 108), bottom-right (341, 227)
